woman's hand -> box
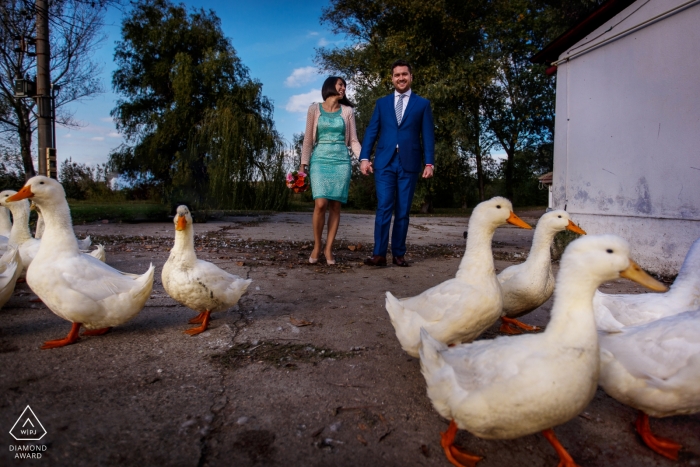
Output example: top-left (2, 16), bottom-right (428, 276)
top-left (360, 160), bottom-right (373, 175)
top-left (298, 165), bottom-right (306, 174)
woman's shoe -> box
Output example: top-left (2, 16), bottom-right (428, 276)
top-left (325, 253), bottom-right (336, 266)
top-left (309, 255), bottom-right (319, 264)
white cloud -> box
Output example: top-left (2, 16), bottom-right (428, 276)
top-left (285, 89), bottom-right (322, 113)
top-left (284, 66), bottom-right (317, 88)
top-left (318, 38), bottom-right (329, 47)
top-left (100, 117), bottom-right (114, 123)
top-left (91, 136), bottom-right (105, 141)
top-left (64, 134), bottom-right (72, 138)
top-left (108, 132), bottom-right (121, 138)
top-left (308, 31), bottom-right (319, 36)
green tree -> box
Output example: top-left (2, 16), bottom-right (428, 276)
top-left (109, 0), bottom-right (285, 209)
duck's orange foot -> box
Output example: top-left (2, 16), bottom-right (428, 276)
top-left (29, 297), bottom-right (43, 303)
top-left (185, 310), bottom-right (211, 336)
top-left (82, 327), bottom-right (111, 336)
top-left (542, 428), bottom-right (581, 467)
top-left (500, 317), bottom-right (541, 334)
top-left (440, 420), bottom-right (482, 467)
top-left (188, 311), bottom-right (207, 324)
top-left (41, 323), bottom-right (81, 349)
top-left (635, 411), bottom-right (681, 460)
top-left (499, 322), bottom-right (523, 335)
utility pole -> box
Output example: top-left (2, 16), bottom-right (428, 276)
top-left (35, 0), bottom-right (53, 177)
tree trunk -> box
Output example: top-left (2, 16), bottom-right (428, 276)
top-left (504, 145), bottom-right (515, 202)
top-left (475, 145), bottom-right (485, 202)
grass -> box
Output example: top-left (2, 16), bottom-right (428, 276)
top-left (69, 201), bottom-right (170, 224)
top-left (67, 198), bottom-right (546, 224)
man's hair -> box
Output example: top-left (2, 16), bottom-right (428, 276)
top-left (321, 76), bottom-right (355, 107)
top-left (391, 60), bottom-right (412, 75)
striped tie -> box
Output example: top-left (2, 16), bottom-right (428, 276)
top-left (395, 94), bottom-right (405, 125)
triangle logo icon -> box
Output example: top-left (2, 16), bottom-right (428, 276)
top-left (9, 406), bottom-right (47, 441)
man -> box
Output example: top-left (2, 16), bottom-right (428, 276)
top-left (360, 60), bottom-right (435, 267)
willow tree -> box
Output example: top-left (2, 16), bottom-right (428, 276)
top-left (110, 0), bottom-right (286, 209)
top-left (186, 94), bottom-right (288, 210)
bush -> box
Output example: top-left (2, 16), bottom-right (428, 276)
top-left (59, 158), bottom-right (118, 201)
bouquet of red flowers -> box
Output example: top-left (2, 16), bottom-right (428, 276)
top-left (286, 170), bottom-right (309, 194)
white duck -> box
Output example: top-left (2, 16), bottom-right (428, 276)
top-left (598, 309), bottom-right (700, 460)
top-left (0, 190), bottom-right (105, 273)
top-left (33, 201), bottom-right (92, 250)
top-left (419, 235), bottom-right (667, 467)
top-left (162, 205), bottom-right (252, 335)
top-left (385, 197), bottom-right (532, 358)
top-left (593, 236), bottom-right (700, 332)
top-left (7, 176), bottom-right (154, 349)
top-left (0, 205), bottom-right (11, 237)
top-left (498, 210), bottom-right (586, 334)
top-left (0, 246), bottom-right (22, 309)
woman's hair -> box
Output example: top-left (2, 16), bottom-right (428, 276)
top-left (321, 76), bottom-right (354, 107)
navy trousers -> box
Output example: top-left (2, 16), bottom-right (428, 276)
top-left (373, 151), bottom-right (419, 257)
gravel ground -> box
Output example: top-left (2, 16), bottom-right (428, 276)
top-left (1, 211), bottom-right (698, 467)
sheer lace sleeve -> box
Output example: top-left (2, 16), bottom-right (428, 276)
top-left (346, 108), bottom-right (362, 158)
top-left (300, 104), bottom-right (317, 167)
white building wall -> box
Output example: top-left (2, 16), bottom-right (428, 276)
top-left (552, 0), bottom-right (700, 275)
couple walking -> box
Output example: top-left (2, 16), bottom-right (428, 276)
top-left (300, 60), bottom-right (435, 267)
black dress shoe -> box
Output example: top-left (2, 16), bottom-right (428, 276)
top-left (392, 256), bottom-right (410, 267)
top-left (364, 255), bottom-right (387, 266)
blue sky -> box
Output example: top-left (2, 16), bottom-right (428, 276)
top-left (56, 0), bottom-right (347, 166)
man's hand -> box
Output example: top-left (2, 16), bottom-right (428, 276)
top-left (422, 165), bottom-right (434, 179)
top-left (360, 160), bottom-right (373, 175)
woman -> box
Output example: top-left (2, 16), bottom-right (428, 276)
top-left (300, 76), bottom-right (361, 265)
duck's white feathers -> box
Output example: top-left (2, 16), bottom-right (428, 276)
top-left (0, 206), bottom-right (11, 237)
top-left (594, 237), bottom-right (700, 331)
top-left (28, 253), bottom-right (154, 328)
top-left (0, 246), bottom-right (22, 309)
top-left (88, 244), bottom-right (106, 262)
top-left (36, 207), bottom-right (92, 249)
top-left (18, 176), bottom-right (154, 330)
top-left (599, 310), bottom-right (700, 418)
top-left (162, 205), bottom-right (251, 314)
top-left (386, 197), bottom-right (520, 357)
top-left (498, 210), bottom-right (580, 318)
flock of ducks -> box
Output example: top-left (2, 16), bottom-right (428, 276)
top-left (1, 177), bottom-right (698, 466)
top-left (0, 176), bottom-right (251, 348)
top-left (385, 196), bottom-right (699, 466)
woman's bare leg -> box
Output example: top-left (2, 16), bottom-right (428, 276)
top-left (312, 198), bottom-right (328, 260)
top-left (325, 200), bottom-right (341, 262)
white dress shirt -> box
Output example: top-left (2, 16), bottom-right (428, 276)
top-left (394, 89), bottom-right (412, 123)
top-left (394, 89), bottom-right (412, 151)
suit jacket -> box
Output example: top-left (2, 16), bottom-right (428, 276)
top-left (359, 92), bottom-right (435, 173)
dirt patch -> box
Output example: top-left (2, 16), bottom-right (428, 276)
top-left (212, 341), bottom-right (362, 370)
top-left (232, 429), bottom-right (276, 462)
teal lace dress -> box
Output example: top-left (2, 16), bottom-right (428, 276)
top-left (310, 104), bottom-right (352, 203)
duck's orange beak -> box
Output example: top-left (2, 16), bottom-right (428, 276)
top-left (566, 220), bottom-right (586, 235)
top-left (175, 215), bottom-right (187, 231)
top-left (7, 185), bottom-right (33, 202)
top-left (507, 212), bottom-right (532, 229)
top-left (620, 260), bottom-right (668, 292)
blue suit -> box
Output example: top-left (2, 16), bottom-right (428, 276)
top-left (360, 92), bottom-right (435, 258)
